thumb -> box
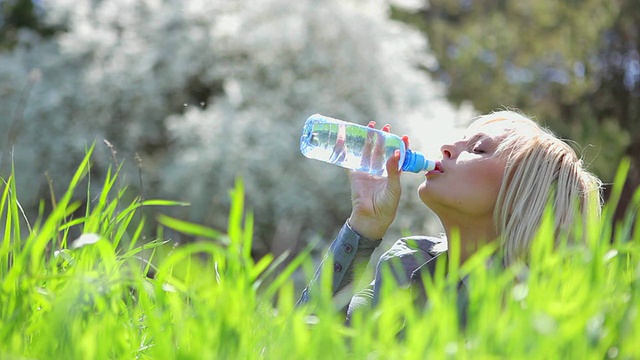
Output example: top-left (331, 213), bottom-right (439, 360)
top-left (386, 149), bottom-right (403, 187)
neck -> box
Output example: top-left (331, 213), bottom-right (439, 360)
top-left (439, 214), bottom-right (498, 265)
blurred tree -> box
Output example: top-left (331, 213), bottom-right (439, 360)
top-left (0, 0), bottom-right (56, 48)
top-left (0, 0), bottom-right (463, 258)
top-left (392, 0), bottom-right (639, 219)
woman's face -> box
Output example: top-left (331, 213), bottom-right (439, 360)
top-left (418, 120), bottom-right (511, 220)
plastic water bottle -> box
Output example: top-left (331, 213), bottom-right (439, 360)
top-left (300, 114), bottom-right (436, 176)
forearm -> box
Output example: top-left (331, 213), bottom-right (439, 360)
top-left (296, 221), bottom-right (380, 306)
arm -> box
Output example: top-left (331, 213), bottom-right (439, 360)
top-left (295, 221), bottom-right (380, 307)
top-left (297, 122), bottom-right (408, 312)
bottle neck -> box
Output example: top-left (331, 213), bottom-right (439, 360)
top-left (401, 149), bottom-right (435, 173)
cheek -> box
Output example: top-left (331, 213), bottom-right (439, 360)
top-left (418, 158), bottom-right (506, 214)
top-left (474, 162), bottom-right (505, 192)
top-left (469, 160), bottom-right (506, 207)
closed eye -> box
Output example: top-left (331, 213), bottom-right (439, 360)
top-left (467, 140), bottom-right (485, 154)
top-left (464, 133), bottom-right (493, 154)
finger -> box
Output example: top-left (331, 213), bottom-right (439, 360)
top-left (401, 135), bottom-right (410, 149)
top-left (360, 124), bottom-right (375, 170)
top-left (329, 122), bottom-right (347, 163)
top-left (382, 124), bottom-right (391, 132)
top-left (386, 149), bottom-right (403, 185)
top-left (370, 130), bottom-right (386, 173)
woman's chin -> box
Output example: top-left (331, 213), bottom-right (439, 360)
top-left (417, 183), bottom-right (434, 206)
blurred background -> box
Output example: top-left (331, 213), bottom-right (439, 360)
top-left (0, 0), bottom-right (637, 263)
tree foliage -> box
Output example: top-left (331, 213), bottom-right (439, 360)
top-left (393, 0), bottom-right (640, 216)
top-left (0, 0), bottom-right (464, 256)
top-left (0, 0), bottom-right (56, 48)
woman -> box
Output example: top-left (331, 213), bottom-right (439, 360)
top-left (296, 110), bottom-right (603, 322)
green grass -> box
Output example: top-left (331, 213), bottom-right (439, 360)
top-left (0, 150), bottom-right (638, 359)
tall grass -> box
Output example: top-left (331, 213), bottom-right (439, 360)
top-left (0, 151), bottom-right (638, 359)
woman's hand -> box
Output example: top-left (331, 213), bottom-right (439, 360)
top-left (347, 122), bottom-right (410, 240)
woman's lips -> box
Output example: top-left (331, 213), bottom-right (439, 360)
top-left (426, 161), bottom-right (444, 177)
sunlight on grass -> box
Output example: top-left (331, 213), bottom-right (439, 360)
top-left (0, 152), bottom-right (638, 359)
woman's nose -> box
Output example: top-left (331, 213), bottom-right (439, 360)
top-left (441, 144), bottom-right (456, 159)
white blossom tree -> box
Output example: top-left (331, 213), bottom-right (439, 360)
top-left (0, 0), bottom-right (470, 256)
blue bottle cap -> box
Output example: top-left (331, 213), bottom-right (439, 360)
top-left (402, 150), bottom-right (436, 173)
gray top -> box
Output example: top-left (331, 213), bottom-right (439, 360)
top-left (296, 221), bottom-right (463, 323)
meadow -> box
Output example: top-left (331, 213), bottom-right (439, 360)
top-left (1, 149), bottom-right (638, 359)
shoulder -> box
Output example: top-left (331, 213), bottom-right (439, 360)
top-left (378, 235), bottom-right (448, 264)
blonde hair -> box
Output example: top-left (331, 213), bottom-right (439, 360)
top-left (473, 110), bottom-right (603, 265)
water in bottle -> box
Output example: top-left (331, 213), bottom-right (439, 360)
top-left (300, 114), bottom-right (436, 176)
